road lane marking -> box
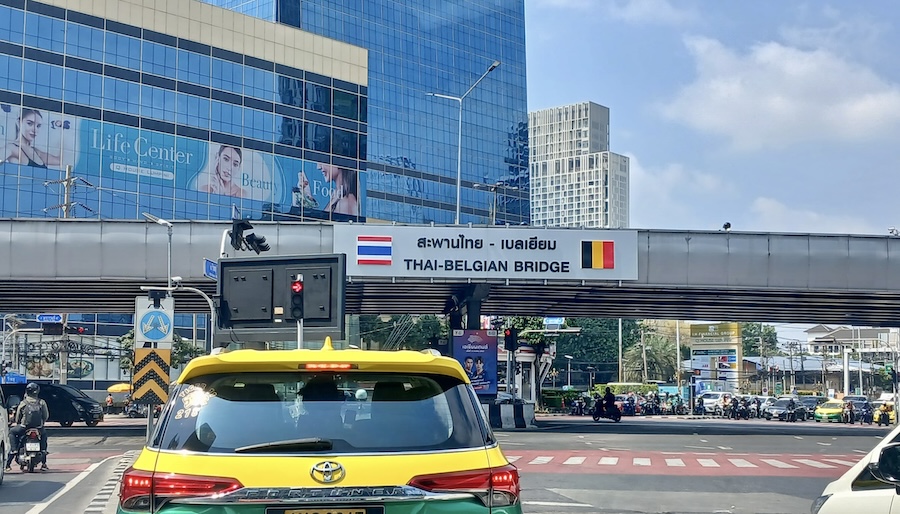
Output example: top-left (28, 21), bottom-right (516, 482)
top-left (728, 459), bottom-right (757, 468)
top-left (26, 454), bottom-right (123, 514)
top-left (698, 459), bottom-right (719, 467)
top-left (529, 456), bottom-right (553, 465)
top-left (855, 449), bottom-right (868, 453)
top-left (523, 501), bottom-right (593, 508)
top-left (633, 458), bottom-right (651, 466)
top-left (598, 457), bottom-right (618, 465)
top-left (665, 458), bottom-right (685, 467)
top-left (717, 446), bottom-right (732, 450)
top-left (794, 459), bottom-right (834, 468)
top-left (685, 445), bottom-right (715, 450)
top-left (563, 457), bottom-right (586, 465)
top-left (506, 456), bottom-right (521, 463)
top-left (823, 459), bottom-right (856, 467)
top-left (794, 436), bottom-right (803, 439)
top-left (761, 459), bottom-right (796, 469)
top-left (817, 442), bottom-right (832, 446)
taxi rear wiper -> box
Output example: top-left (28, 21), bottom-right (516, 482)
top-left (234, 437), bottom-right (334, 453)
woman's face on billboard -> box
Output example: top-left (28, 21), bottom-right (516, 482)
top-left (217, 147), bottom-right (242, 181)
top-left (19, 112), bottom-right (42, 144)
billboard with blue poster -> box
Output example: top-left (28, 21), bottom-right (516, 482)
top-left (452, 329), bottom-right (498, 396)
top-left (0, 103), bottom-right (365, 221)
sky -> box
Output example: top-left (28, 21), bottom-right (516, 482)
top-left (525, 0), bottom-right (900, 236)
top-left (525, 1), bottom-right (900, 341)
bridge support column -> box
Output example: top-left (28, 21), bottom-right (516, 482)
top-left (446, 284), bottom-right (491, 333)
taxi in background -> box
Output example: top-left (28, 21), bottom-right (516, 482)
top-left (813, 399), bottom-right (845, 422)
top-left (873, 401), bottom-right (897, 425)
top-left (117, 338), bottom-right (521, 514)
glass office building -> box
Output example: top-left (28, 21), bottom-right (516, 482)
top-left (204, 0), bottom-right (531, 224)
top-left (0, 0), bottom-right (368, 389)
top-left (0, 0), bottom-right (368, 223)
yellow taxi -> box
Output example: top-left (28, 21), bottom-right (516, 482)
top-left (813, 400), bottom-right (844, 422)
top-left (873, 401), bottom-right (896, 425)
top-left (117, 338), bottom-right (521, 514)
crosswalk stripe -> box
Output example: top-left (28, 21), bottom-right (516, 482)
top-left (633, 458), bottom-right (651, 466)
top-left (563, 457), bottom-right (586, 465)
top-left (665, 458), bottom-right (685, 467)
top-left (761, 459), bottom-right (797, 469)
top-left (697, 459), bottom-right (719, 467)
top-left (529, 456), bottom-right (553, 465)
top-left (728, 459), bottom-right (757, 468)
top-left (506, 456), bottom-right (521, 463)
top-left (823, 459), bottom-right (856, 467)
top-left (794, 459), bottom-right (835, 469)
top-left (598, 457), bottom-right (619, 465)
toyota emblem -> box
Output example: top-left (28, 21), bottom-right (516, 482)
top-left (310, 461), bottom-right (345, 483)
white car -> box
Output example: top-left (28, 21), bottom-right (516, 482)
top-left (698, 391), bottom-right (728, 414)
top-left (812, 422), bottom-right (900, 513)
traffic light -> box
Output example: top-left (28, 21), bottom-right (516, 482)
top-left (65, 326), bottom-right (85, 335)
top-left (290, 274), bottom-right (304, 320)
top-left (230, 219), bottom-right (254, 251)
top-left (245, 233), bottom-right (270, 254)
top-left (43, 323), bottom-right (63, 336)
top-left (503, 328), bottom-right (518, 351)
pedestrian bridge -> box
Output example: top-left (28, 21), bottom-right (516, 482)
top-left (2, 218), bottom-right (900, 326)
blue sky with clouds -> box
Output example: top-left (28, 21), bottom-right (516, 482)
top-left (525, 1), bottom-right (900, 340)
top-left (526, 0), bottom-right (900, 236)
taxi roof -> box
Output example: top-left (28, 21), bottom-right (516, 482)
top-left (177, 343), bottom-right (470, 384)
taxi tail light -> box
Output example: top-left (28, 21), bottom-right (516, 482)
top-left (408, 464), bottom-right (520, 507)
top-left (119, 467), bottom-right (243, 511)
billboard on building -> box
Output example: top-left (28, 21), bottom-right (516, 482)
top-left (0, 103), bottom-right (365, 221)
top-left (690, 323), bottom-right (742, 392)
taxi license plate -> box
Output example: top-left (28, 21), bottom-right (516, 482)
top-left (25, 442), bottom-right (40, 452)
top-left (268, 507), bottom-right (382, 514)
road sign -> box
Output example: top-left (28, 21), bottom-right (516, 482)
top-left (36, 313), bottom-right (62, 323)
top-left (132, 348), bottom-right (170, 405)
top-left (203, 258), bottom-right (218, 281)
top-left (135, 296), bottom-right (174, 345)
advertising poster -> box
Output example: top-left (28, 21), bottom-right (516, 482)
top-left (0, 102), bottom-right (365, 221)
top-left (452, 329), bottom-right (498, 396)
top-left (0, 105), bottom-right (77, 171)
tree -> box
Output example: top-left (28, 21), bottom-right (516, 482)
top-left (740, 323), bottom-right (779, 357)
top-left (622, 330), bottom-right (677, 383)
top-left (555, 318), bottom-right (641, 370)
top-left (359, 314), bottom-right (448, 350)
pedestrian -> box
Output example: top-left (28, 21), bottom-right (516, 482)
top-left (106, 393), bottom-right (114, 415)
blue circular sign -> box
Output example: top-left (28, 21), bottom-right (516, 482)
top-left (139, 310), bottom-right (173, 342)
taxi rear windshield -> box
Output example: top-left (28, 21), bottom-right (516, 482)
top-left (153, 372), bottom-right (489, 454)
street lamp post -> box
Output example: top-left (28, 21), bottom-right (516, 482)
top-left (142, 213), bottom-right (173, 291)
top-left (426, 60), bottom-right (501, 224)
top-left (564, 355), bottom-right (573, 388)
top-left (474, 181), bottom-right (519, 224)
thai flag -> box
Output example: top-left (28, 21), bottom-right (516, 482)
top-left (357, 235), bottom-right (392, 265)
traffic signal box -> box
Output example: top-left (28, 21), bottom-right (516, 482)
top-left (503, 328), bottom-right (518, 351)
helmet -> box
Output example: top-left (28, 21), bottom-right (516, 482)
top-left (26, 382), bottom-right (40, 396)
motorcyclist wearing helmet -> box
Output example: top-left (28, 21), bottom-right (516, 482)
top-left (6, 383), bottom-right (49, 471)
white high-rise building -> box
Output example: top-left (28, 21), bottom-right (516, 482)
top-left (528, 102), bottom-right (629, 228)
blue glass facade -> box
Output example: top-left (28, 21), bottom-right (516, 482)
top-left (204, 0), bottom-right (530, 224)
top-left (0, 0), bottom-right (368, 223)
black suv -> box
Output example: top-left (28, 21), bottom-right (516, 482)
top-left (3, 383), bottom-right (104, 427)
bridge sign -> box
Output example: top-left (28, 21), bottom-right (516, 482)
top-left (36, 313), bottom-right (63, 323)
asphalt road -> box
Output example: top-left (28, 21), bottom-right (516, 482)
top-left (507, 415), bottom-right (895, 513)
top-left (3, 416), bottom-right (892, 514)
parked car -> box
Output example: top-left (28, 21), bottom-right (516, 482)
top-left (2, 383), bottom-right (104, 427)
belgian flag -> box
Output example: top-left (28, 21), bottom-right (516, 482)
top-left (581, 240), bottom-right (615, 269)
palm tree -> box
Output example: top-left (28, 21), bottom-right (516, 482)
top-left (623, 333), bottom-right (677, 383)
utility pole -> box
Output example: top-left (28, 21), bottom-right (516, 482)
top-left (43, 164), bottom-right (96, 218)
top-left (641, 329), bottom-right (648, 383)
top-left (618, 318), bottom-right (623, 382)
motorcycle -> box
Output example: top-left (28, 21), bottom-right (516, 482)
top-left (735, 403), bottom-right (750, 420)
top-left (591, 402), bottom-right (622, 423)
top-left (15, 428), bottom-right (45, 473)
top-left (569, 398), bottom-right (586, 416)
top-left (842, 407), bottom-right (855, 424)
top-left (878, 410), bottom-right (891, 426)
top-left (622, 399), bottom-right (636, 416)
top-left (784, 408), bottom-right (798, 422)
top-left (860, 406), bottom-right (874, 425)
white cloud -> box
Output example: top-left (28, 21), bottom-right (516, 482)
top-left (780, 15), bottom-right (888, 60)
top-left (527, 0), bottom-right (697, 25)
top-left (748, 197), bottom-right (878, 235)
top-left (659, 36), bottom-right (900, 151)
top-left (606, 0), bottom-right (698, 25)
top-left (628, 154), bottom-right (734, 230)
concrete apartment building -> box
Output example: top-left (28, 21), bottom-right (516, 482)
top-left (528, 101), bottom-right (629, 228)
